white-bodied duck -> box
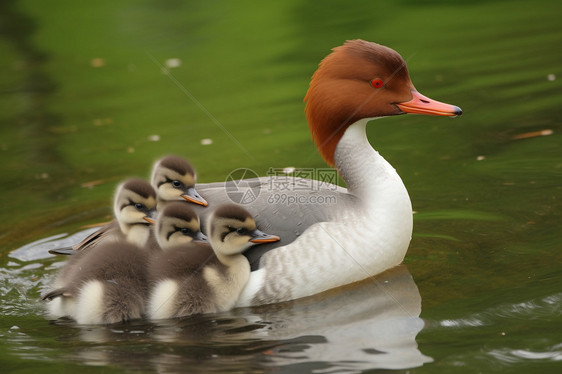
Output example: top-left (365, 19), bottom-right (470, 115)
top-left (189, 40), bottom-right (462, 306)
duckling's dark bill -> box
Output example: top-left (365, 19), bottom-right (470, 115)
top-left (181, 187), bottom-right (208, 206)
top-left (192, 231), bottom-right (209, 244)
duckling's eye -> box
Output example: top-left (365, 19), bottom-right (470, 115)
top-left (172, 180), bottom-right (182, 188)
top-left (180, 227), bottom-right (192, 235)
top-left (371, 78), bottom-right (384, 88)
top-left (236, 227), bottom-right (249, 236)
top-left (134, 203), bottom-right (145, 210)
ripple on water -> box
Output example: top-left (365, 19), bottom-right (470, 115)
top-left (488, 346), bottom-right (562, 364)
top-left (9, 228), bottom-right (99, 262)
top-left (436, 292), bottom-right (562, 329)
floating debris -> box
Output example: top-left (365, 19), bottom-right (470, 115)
top-left (127, 147), bottom-right (135, 153)
top-left (512, 129), bottom-right (553, 140)
top-left (81, 179), bottom-right (104, 188)
top-left (91, 58), bottom-right (105, 68)
top-left (93, 118), bottom-right (113, 126)
top-left (165, 58), bottom-right (182, 68)
top-left (148, 135), bottom-right (161, 142)
top-left (200, 138), bottom-right (213, 145)
top-left (35, 173), bottom-right (49, 179)
top-left (476, 155), bottom-right (486, 161)
top-left (547, 74), bottom-right (556, 81)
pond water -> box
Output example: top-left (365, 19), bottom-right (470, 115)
top-left (1, 0), bottom-right (561, 373)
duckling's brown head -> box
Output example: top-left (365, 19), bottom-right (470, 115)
top-left (113, 178), bottom-right (157, 228)
top-left (208, 204), bottom-right (280, 256)
top-left (155, 202), bottom-right (207, 250)
top-left (151, 155), bottom-right (208, 207)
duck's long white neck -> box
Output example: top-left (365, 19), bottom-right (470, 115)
top-left (334, 118), bottom-right (412, 215)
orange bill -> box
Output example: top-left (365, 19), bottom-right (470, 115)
top-left (397, 90), bottom-right (462, 117)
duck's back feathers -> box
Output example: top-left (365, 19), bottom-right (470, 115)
top-left (190, 177), bottom-right (355, 269)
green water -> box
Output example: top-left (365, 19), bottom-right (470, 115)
top-left (1, 0), bottom-right (561, 372)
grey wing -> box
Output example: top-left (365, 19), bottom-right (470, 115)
top-left (48, 220), bottom-right (120, 256)
top-left (73, 220), bottom-right (120, 251)
top-left (192, 177), bottom-right (357, 270)
top-left (41, 287), bottom-right (72, 301)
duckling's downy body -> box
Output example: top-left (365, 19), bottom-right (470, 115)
top-left (43, 179), bottom-right (157, 322)
top-left (147, 204), bottom-right (279, 320)
top-left (44, 242), bottom-right (150, 324)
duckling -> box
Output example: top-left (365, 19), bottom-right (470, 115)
top-left (150, 155), bottom-right (208, 210)
top-left (42, 179), bottom-right (157, 319)
top-left (43, 241), bottom-right (151, 324)
top-left (147, 204), bottom-right (280, 320)
top-left (48, 178), bottom-right (157, 255)
top-left (154, 202), bottom-right (208, 250)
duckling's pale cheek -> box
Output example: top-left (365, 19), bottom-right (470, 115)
top-left (122, 208), bottom-right (150, 224)
top-left (158, 185), bottom-right (184, 200)
top-left (223, 236), bottom-right (253, 255)
top-left (170, 233), bottom-right (193, 245)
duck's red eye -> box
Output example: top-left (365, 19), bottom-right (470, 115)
top-left (371, 78), bottom-right (384, 88)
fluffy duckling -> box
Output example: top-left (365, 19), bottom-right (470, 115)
top-left (49, 178), bottom-right (157, 255)
top-left (43, 241), bottom-right (151, 324)
top-left (154, 202), bottom-right (208, 250)
top-left (147, 204), bottom-right (280, 320)
top-left (42, 179), bottom-right (157, 319)
top-left (150, 155), bottom-right (208, 210)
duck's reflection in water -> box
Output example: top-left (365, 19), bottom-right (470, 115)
top-left (59, 265), bottom-right (431, 372)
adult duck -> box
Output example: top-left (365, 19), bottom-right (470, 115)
top-left (191, 40), bottom-right (462, 306)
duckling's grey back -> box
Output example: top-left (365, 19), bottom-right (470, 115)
top-left (43, 242), bottom-right (150, 324)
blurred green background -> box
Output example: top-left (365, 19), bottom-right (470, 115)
top-left (0, 0), bottom-right (561, 373)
